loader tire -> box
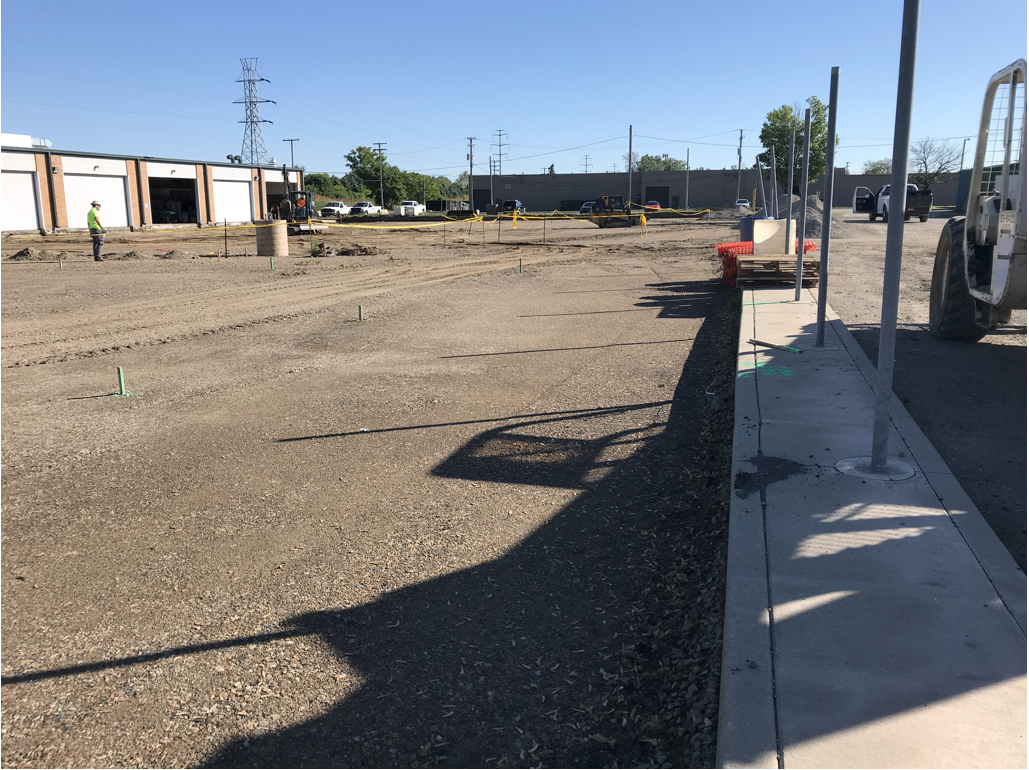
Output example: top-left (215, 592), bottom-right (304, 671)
top-left (929, 217), bottom-right (987, 341)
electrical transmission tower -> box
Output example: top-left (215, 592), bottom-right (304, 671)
top-left (235, 58), bottom-right (275, 166)
top-left (492, 129), bottom-right (508, 175)
top-left (581, 155), bottom-right (592, 173)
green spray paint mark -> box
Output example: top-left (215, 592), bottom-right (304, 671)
top-left (738, 361), bottom-right (794, 379)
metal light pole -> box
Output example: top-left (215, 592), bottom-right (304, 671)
top-left (628, 125), bottom-right (633, 203)
top-left (685, 148), bottom-right (690, 209)
top-left (467, 137), bottom-right (475, 213)
top-left (784, 128), bottom-right (796, 256)
top-left (769, 145), bottom-right (778, 218)
top-left (756, 156), bottom-right (767, 214)
top-left (815, 66), bottom-right (841, 346)
top-left (795, 109), bottom-right (812, 300)
top-left (871, 0), bottom-right (920, 472)
top-left (736, 129), bottom-right (744, 201)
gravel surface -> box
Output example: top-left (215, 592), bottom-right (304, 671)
top-left (2, 211), bottom-right (1023, 768)
top-left (2, 218), bottom-right (739, 768)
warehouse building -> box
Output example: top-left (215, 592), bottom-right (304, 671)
top-left (0, 134), bottom-right (303, 234)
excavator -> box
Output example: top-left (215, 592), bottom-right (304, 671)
top-left (930, 59), bottom-right (1026, 341)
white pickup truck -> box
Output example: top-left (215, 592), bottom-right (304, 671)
top-left (350, 201), bottom-right (382, 215)
top-left (853, 183), bottom-right (933, 222)
top-left (393, 200), bottom-right (426, 216)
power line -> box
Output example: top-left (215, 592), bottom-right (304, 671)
top-left (1, 98), bottom-right (234, 121)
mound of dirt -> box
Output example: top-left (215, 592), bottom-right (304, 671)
top-left (698, 208), bottom-right (747, 222)
top-left (7, 247), bottom-right (66, 261)
top-left (336, 245), bottom-right (380, 256)
top-left (777, 195), bottom-right (846, 239)
top-left (118, 250), bottom-right (153, 260)
top-left (158, 249), bottom-right (200, 260)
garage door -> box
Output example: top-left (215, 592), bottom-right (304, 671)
top-left (1, 171), bottom-right (41, 232)
top-left (213, 180), bottom-right (253, 224)
top-left (64, 174), bottom-right (129, 228)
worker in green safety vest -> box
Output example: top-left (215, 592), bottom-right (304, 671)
top-left (87, 200), bottom-right (105, 261)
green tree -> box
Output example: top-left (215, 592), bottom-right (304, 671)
top-left (344, 146), bottom-right (408, 207)
top-left (304, 173), bottom-right (338, 197)
top-left (862, 158), bottom-right (892, 175)
top-left (758, 96), bottom-right (832, 189)
top-left (451, 172), bottom-right (470, 199)
top-left (637, 153), bottom-right (687, 172)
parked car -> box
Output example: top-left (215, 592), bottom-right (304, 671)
top-left (393, 200), bottom-right (426, 216)
top-left (580, 201), bottom-right (595, 214)
top-left (350, 202), bottom-right (382, 215)
top-left (734, 198), bottom-right (751, 208)
top-left (502, 200), bottom-right (526, 214)
top-left (320, 202), bottom-right (350, 217)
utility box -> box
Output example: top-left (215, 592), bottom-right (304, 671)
top-left (753, 219), bottom-right (797, 255)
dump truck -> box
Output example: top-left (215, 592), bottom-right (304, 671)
top-left (929, 58), bottom-right (1026, 342)
top-left (588, 195), bottom-right (642, 228)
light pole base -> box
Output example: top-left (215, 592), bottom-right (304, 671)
top-left (835, 456), bottom-right (915, 481)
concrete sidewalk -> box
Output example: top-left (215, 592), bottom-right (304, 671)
top-left (717, 287), bottom-right (1027, 769)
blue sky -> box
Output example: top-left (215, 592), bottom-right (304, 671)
top-left (2, 1), bottom-right (1025, 180)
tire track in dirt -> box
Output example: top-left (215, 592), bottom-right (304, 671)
top-left (0, 250), bottom-right (571, 367)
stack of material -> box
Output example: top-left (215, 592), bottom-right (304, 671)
top-left (716, 240), bottom-right (819, 287)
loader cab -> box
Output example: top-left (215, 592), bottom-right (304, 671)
top-left (852, 186), bottom-right (876, 214)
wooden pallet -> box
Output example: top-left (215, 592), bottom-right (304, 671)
top-left (736, 256), bottom-right (819, 287)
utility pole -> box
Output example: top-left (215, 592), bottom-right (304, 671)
top-left (489, 157), bottom-right (494, 208)
top-left (581, 155), bottom-right (592, 173)
top-left (736, 129), bottom-right (744, 200)
top-left (960, 137), bottom-right (968, 170)
top-left (628, 124), bottom-right (633, 203)
top-left (373, 142), bottom-right (387, 209)
top-left (283, 138), bottom-right (299, 168)
top-left (467, 137), bottom-right (475, 212)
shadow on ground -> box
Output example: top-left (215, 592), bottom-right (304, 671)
top-left (847, 322), bottom-right (1027, 571)
top-left (191, 281), bottom-right (737, 767)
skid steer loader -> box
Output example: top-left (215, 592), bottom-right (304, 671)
top-left (930, 59), bottom-right (1026, 341)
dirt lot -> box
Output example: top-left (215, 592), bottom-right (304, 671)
top-left (1, 212), bottom-right (1024, 768)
